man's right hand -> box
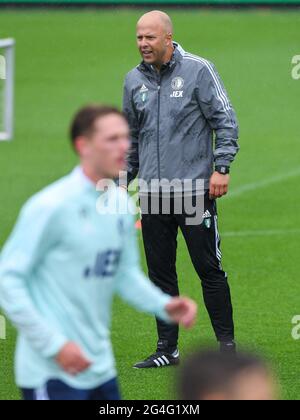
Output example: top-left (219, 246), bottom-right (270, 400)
top-left (55, 342), bottom-right (92, 376)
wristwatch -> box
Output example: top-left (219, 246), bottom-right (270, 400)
top-left (215, 165), bottom-right (230, 175)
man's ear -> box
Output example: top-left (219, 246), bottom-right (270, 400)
top-left (166, 33), bottom-right (173, 46)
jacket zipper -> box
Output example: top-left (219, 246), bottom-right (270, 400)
top-left (157, 77), bottom-right (162, 180)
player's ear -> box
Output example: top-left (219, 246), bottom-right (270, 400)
top-left (74, 136), bottom-right (88, 157)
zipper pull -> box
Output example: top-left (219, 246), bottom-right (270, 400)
top-left (158, 85), bottom-right (161, 91)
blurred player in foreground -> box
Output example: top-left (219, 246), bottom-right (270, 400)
top-left (0, 105), bottom-right (197, 401)
top-left (179, 350), bottom-right (278, 400)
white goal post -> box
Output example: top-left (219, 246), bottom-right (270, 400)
top-left (0, 38), bottom-right (15, 141)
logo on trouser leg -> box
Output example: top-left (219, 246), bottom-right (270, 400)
top-left (203, 210), bottom-right (212, 228)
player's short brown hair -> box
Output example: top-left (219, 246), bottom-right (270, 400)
top-left (70, 104), bottom-right (125, 150)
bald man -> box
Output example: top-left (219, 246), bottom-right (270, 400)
top-left (122, 11), bottom-right (239, 369)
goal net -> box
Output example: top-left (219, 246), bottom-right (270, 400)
top-left (0, 38), bottom-right (15, 141)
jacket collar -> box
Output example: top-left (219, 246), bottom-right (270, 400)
top-left (137, 42), bottom-right (184, 75)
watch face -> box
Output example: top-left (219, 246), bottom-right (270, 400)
top-left (216, 166), bottom-right (229, 175)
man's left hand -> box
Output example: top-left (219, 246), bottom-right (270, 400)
top-left (209, 172), bottom-right (230, 200)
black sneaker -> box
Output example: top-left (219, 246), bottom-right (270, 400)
top-left (220, 341), bottom-right (236, 354)
top-left (133, 349), bottom-right (180, 369)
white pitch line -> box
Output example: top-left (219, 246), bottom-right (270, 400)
top-left (227, 167), bottom-right (300, 199)
top-left (223, 228), bottom-right (300, 238)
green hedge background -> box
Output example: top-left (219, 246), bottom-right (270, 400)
top-left (0, 0), bottom-right (300, 5)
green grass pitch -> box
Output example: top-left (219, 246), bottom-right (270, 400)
top-left (0, 9), bottom-right (300, 400)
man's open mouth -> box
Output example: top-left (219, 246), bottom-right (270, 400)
top-left (142, 51), bottom-right (153, 57)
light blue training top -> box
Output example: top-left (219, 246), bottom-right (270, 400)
top-left (0, 167), bottom-right (171, 389)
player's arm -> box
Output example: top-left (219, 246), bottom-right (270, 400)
top-left (114, 200), bottom-right (197, 328)
top-left (0, 200), bottom-right (90, 375)
top-left (0, 200), bottom-right (68, 357)
top-left (195, 63), bottom-right (239, 198)
top-left (122, 75), bottom-right (140, 187)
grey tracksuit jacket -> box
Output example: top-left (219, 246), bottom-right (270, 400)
top-left (123, 42), bottom-right (239, 194)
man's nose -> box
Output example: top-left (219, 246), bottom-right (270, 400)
top-left (139, 38), bottom-right (148, 49)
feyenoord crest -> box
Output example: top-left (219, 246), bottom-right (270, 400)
top-left (203, 210), bottom-right (212, 229)
top-left (170, 77), bottom-right (184, 98)
top-left (171, 77), bottom-right (184, 90)
top-left (140, 84), bottom-right (149, 102)
top-left (204, 218), bottom-right (211, 229)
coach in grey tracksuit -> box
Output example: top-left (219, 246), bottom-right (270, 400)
top-left (122, 11), bottom-right (239, 368)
